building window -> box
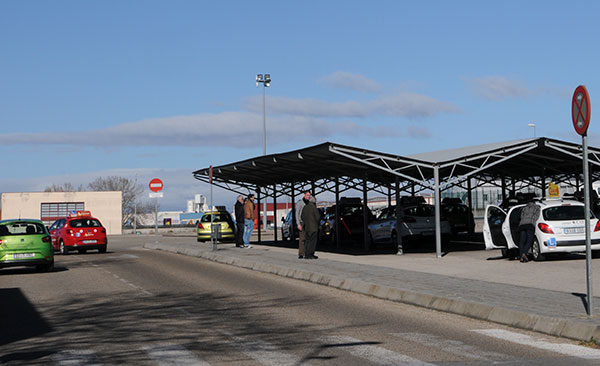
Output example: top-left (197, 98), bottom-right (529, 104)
top-left (41, 202), bottom-right (85, 222)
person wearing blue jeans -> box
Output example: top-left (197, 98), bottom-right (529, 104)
top-left (242, 194), bottom-right (255, 248)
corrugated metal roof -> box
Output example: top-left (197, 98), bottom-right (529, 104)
top-left (193, 137), bottom-right (600, 192)
top-left (407, 138), bottom-right (536, 163)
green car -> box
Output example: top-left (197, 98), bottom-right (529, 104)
top-left (0, 219), bottom-right (54, 272)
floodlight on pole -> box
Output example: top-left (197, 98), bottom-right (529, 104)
top-left (256, 73), bottom-right (271, 233)
top-left (528, 123), bottom-right (536, 138)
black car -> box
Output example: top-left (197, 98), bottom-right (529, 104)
top-left (319, 197), bottom-right (374, 243)
top-left (281, 209), bottom-right (298, 241)
top-left (441, 198), bottom-right (475, 236)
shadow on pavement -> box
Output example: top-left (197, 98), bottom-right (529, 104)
top-left (0, 288), bottom-right (375, 365)
top-left (254, 232), bottom-right (486, 256)
top-left (0, 288), bottom-right (53, 349)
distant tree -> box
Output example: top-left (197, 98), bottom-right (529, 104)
top-left (87, 176), bottom-right (154, 226)
top-left (44, 182), bottom-right (83, 192)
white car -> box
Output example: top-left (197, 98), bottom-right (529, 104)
top-left (368, 204), bottom-right (452, 246)
top-left (483, 198), bottom-right (600, 261)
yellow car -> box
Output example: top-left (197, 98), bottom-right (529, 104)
top-left (197, 210), bottom-right (235, 242)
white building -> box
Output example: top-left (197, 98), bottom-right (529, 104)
top-left (1, 191), bottom-right (122, 235)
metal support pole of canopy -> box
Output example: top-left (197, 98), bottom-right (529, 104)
top-left (434, 165), bottom-right (442, 258)
top-left (395, 176), bottom-right (403, 255)
top-left (335, 176), bottom-right (340, 250)
top-left (256, 188), bottom-right (261, 244)
top-left (273, 184), bottom-right (278, 243)
top-left (363, 176), bottom-right (369, 252)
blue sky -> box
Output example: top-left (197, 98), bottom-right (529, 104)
top-left (1, 1), bottom-right (599, 210)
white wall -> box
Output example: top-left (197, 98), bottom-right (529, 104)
top-left (1, 191), bottom-right (123, 235)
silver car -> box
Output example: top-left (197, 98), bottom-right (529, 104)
top-left (368, 204), bottom-right (452, 246)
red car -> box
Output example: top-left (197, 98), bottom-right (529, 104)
top-left (48, 211), bottom-right (107, 254)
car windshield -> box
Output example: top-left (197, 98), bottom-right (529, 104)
top-left (0, 222), bottom-right (46, 236)
top-left (201, 213), bottom-right (231, 222)
top-left (542, 205), bottom-right (588, 221)
top-left (70, 219), bottom-right (102, 228)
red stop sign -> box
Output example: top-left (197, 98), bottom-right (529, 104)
top-left (572, 85), bottom-right (591, 136)
top-left (149, 178), bottom-right (163, 192)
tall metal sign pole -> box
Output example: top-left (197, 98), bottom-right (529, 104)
top-left (209, 165), bottom-right (216, 251)
top-left (149, 178), bottom-right (164, 244)
top-left (572, 85), bottom-right (592, 316)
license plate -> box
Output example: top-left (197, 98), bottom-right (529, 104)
top-left (13, 253), bottom-right (35, 259)
top-left (564, 227), bottom-right (584, 234)
top-left (82, 240), bottom-right (97, 244)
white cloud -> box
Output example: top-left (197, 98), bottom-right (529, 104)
top-left (246, 96), bottom-right (369, 118)
top-left (466, 76), bottom-right (532, 100)
top-left (318, 71), bottom-right (383, 93)
top-left (0, 112), bottom-right (404, 148)
top-left (0, 73), bottom-right (455, 150)
top-left (244, 93), bottom-right (459, 119)
top-left (368, 93), bottom-right (460, 118)
top-left (406, 125), bottom-right (432, 139)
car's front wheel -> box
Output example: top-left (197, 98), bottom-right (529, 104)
top-left (59, 240), bottom-right (68, 255)
top-left (532, 238), bottom-right (545, 261)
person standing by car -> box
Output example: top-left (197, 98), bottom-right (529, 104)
top-left (295, 191), bottom-right (311, 259)
top-left (518, 199), bottom-right (540, 262)
top-left (234, 195), bottom-right (245, 248)
top-left (301, 196), bottom-right (320, 259)
top-left (243, 194), bottom-right (256, 248)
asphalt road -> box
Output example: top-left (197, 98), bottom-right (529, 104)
top-left (1, 236), bottom-right (599, 365)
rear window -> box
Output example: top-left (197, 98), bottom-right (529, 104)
top-left (0, 222), bottom-right (46, 236)
top-left (404, 205), bottom-right (434, 217)
top-left (340, 205), bottom-right (362, 217)
top-left (69, 219), bottom-right (102, 228)
top-left (542, 206), bottom-right (586, 221)
top-left (201, 213), bottom-right (231, 223)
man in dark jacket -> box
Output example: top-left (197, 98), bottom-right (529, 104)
top-left (295, 191), bottom-right (311, 259)
top-left (301, 196), bottom-right (320, 259)
top-left (234, 195), bottom-right (245, 247)
top-left (518, 200), bottom-right (541, 262)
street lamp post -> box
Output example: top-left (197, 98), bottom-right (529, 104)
top-left (256, 73), bottom-right (271, 233)
top-left (528, 123), bottom-right (536, 138)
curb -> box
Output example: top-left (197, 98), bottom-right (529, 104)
top-left (144, 242), bottom-right (600, 342)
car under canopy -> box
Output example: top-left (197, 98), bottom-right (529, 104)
top-left (193, 137), bottom-right (600, 257)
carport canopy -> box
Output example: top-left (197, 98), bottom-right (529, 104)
top-left (193, 137), bottom-right (600, 257)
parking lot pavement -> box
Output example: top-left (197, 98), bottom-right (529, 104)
top-left (142, 234), bottom-right (600, 343)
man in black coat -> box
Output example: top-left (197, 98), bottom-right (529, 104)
top-left (301, 196), bottom-right (320, 259)
top-left (234, 195), bottom-right (245, 247)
